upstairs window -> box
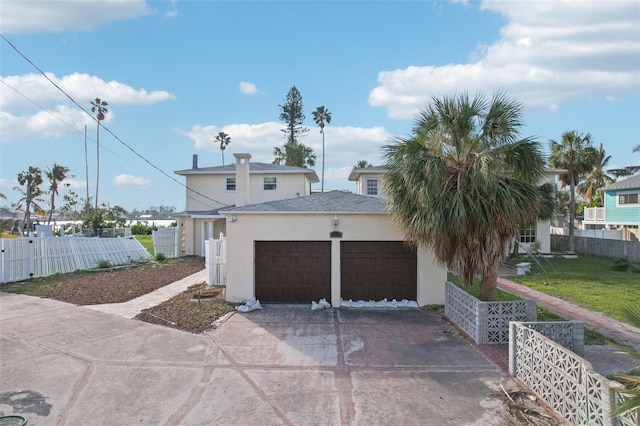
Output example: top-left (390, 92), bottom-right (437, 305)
top-left (226, 177), bottom-right (236, 191)
top-left (263, 177), bottom-right (277, 191)
top-left (518, 224), bottom-right (536, 244)
top-left (618, 192), bottom-right (639, 206)
top-left (366, 178), bottom-right (378, 196)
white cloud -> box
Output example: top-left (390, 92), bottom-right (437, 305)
top-left (369, 0), bottom-right (640, 118)
top-left (0, 72), bottom-right (175, 142)
top-left (113, 174), bottom-right (150, 188)
top-left (239, 81), bottom-right (261, 95)
top-left (1, 0), bottom-right (154, 34)
top-left (175, 122), bottom-right (391, 172)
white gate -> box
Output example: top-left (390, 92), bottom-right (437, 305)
top-left (151, 227), bottom-right (179, 258)
top-left (205, 233), bottom-right (226, 285)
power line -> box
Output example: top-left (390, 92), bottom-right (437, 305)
top-left (0, 33), bottom-right (229, 208)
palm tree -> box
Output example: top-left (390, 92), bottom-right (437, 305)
top-left (312, 106), bottom-right (332, 192)
top-left (354, 160), bottom-right (373, 168)
top-left (609, 145), bottom-right (640, 177)
top-left (14, 166), bottom-right (46, 231)
top-left (90, 97), bottom-right (108, 209)
top-left (383, 91), bottom-right (548, 301)
top-left (45, 163), bottom-right (71, 225)
top-left (577, 143), bottom-right (615, 206)
top-left (548, 130), bottom-right (597, 251)
top-left (272, 141), bottom-right (316, 167)
top-left (215, 132), bottom-right (231, 165)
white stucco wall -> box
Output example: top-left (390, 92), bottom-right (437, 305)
top-left (224, 213), bottom-right (447, 307)
top-left (184, 173), bottom-right (312, 211)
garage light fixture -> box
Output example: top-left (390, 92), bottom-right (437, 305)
top-left (332, 214), bottom-right (339, 229)
top-left (230, 215), bottom-right (238, 223)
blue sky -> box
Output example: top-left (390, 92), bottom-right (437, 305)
top-left (1, 0), bottom-right (639, 213)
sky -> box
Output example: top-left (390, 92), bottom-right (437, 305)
top-left (1, 0), bottom-right (639, 214)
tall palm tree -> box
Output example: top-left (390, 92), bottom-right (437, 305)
top-left (312, 106), bottom-right (332, 192)
top-left (548, 130), bottom-right (597, 251)
top-left (45, 163), bottom-right (71, 225)
top-left (577, 143), bottom-right (615, 206)
top-left (14, 166), bottom-right (46, 231)
top-left (90, 97), bottom-right (108, 209)
top-left (215, 132), bottom-right (231, 165)
top-left (383, 91), bottom-right (548, 301)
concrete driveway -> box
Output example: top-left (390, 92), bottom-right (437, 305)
top-left (0, 293), bottom-right (507, 425)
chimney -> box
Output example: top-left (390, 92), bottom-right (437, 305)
top-left (192, 154), bottom-right (198, 169)
top-left (233, 153), bottom-right (251, 207)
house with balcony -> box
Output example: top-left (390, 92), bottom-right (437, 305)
top-left (583, 174), bottom-right (640, 240)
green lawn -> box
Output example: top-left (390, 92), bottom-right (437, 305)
top-left (504, 255), bottom-right (640, 325)
top-left (134, 235), bottom-right (154, 255)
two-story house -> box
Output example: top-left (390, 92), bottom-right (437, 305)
top-left (174, 153), bottom-right (318, 256)
top-left (177, 153), bottom-right (447, 307)
top-left (583, 174), bottom-right (640, 240)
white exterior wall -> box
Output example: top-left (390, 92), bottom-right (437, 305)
top-left (224, 213), bottom-right (447, 307)
top-left (184, 175), bottom-right (233, 211)
top-left (354, 174), bottom-right (387, 198)
top-left (246, 174), bottom-right (311, 204)
top-left (184, 173), bottom-right (311, 211)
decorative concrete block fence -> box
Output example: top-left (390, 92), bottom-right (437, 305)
top-left (509, 322), bottom-right (637, 426)
top-left (517, 320), bottom-right (585, 356)
top-left (444, 282), bottom-right (536, 344)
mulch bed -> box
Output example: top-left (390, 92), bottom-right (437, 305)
top-left (2, 256), bottom-right (205, 305)
top-left (135, 284), bottom-right (236, 334)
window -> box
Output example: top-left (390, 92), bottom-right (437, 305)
top-left (518, 224), bottom-right (536, 244)
top-left (366, 178), bottom-right (378, 196)
top-left (226, 177), bottom-right (236, 191)
top-left (618, 192), bottom-right (639, 206)
top-left (263, 177), bottom-right (277, 191)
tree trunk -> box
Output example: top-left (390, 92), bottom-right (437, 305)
top-left (568, 175), bottom-right (576, 252)
top-left (321, 131), bottom-right (325, 192)
top-left (479, 262), bottom-right (499, 301)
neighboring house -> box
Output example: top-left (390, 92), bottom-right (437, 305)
top-left (174, 153), bottom-right (318, 256)
top-left (583, 174), bottom-right (640, 238)
top-left (349, 166), bottom-right (565, 254)
top-left (347, 166), bottom-right (387, 198)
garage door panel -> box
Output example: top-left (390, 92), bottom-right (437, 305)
top-left (341, 241), bottom-right (417, 301)
top-left (255, 241), bottom-right (331, 303)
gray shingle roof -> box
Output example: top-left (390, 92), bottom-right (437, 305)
top-left (601, 174), bottom-right (640, 191)
top-left (348, 166), bottom-right (387, 181)
top-left (222, 190), bottom-right (388, 214)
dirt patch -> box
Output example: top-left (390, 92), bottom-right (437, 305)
top-left (135, 284), bottom-right (236, 334)
top-left (2, 256), bottom-right (237, 333)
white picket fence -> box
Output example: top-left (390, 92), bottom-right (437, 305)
top-left (151, 227), bottom-right (179, 258)
top-left (205, 234), bottom-right (226, 286)
top-left (0, 236), bottom-right (151, 284)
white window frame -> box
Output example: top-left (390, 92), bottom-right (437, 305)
top-left (365, 178), bottom-right (379, 196)
top-left (617, 191), bottom-right (639, 207)
top-left (226, 177), bottom-right (236, 192)
top-left (518, 224), bottom-right (536, 244)
top-left (263, 177), bottom-right (277, 191)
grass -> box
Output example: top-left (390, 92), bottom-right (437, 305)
top-left (134, 234), bottom-right (154, 255)
top-left (504, 255), bottom-right (640, 325)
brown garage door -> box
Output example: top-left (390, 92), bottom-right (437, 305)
top-left (341, 241), bottom-right (417, 301)
top-left (255, 241), bottom-right (331, 303)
